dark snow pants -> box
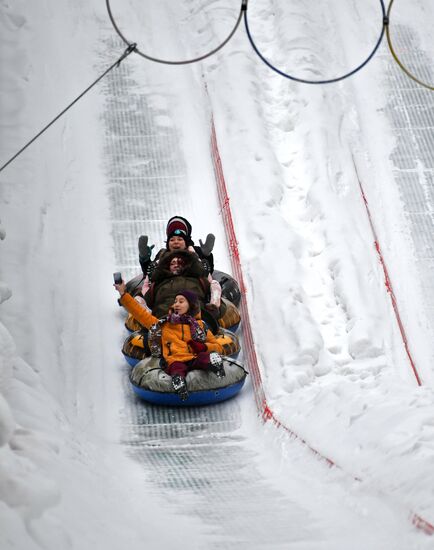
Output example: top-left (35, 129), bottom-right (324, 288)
top-left (166, 352), bottom-right (211, 378)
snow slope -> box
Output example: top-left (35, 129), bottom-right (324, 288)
top-left (201, 0), bottom-right (434, 521)
top-left (1, 0), bottom-right (434, 548)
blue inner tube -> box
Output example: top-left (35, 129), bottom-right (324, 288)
top-left (130, 377), bottom-right (246, 407)
top-left (123, 353), bottom-right (141, 368)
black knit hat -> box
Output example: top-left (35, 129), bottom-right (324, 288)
top-left (166, 216), bottom-right (193, 248)
top-left (166, 216), bottom-right (192, 237)
top-left (176, 289), bottom-right (200, 315)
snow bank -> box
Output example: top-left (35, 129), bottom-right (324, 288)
top-left (0, 2), bottom-right (201, 548)
top-left (200, 0), bottom-right (434, 524)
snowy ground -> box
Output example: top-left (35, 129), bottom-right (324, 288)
top-left (1, 0), bottom-right (434, 548)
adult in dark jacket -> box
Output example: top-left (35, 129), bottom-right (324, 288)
top-left (137, 215), bottom-right (223, 319)
top-left (144, 249), bottom-right (212, 319)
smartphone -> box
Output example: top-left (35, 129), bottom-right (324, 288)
top-left (113, 272), bottom-right (123, 285)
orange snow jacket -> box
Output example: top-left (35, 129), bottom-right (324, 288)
top-left (120, 293), bottom-right (224, 365)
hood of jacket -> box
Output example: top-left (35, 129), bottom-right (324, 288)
top-left (151, 249), bottom-right (207, 284)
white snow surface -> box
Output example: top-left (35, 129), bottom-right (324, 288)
top-left (1, 0), bottom-right (434, 548)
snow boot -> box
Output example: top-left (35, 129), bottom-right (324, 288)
top-left (171, 375), bottom-right (189, 401)
top-left (208, 352), bottom-right (225, 378)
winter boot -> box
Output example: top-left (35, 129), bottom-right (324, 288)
top-left (208, 352), bottom-right (225, 378)
top-left (171, 375), bottom-right (189, 401)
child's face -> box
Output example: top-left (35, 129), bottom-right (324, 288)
top-left (169, 258), bottom-right (184, 275)
top-left (168, 236), bottom-right (187, 251)
top-left (169, 256), bottom-right (185, 275)
top-left (172, 295), bottom-right (189, 315)
top-left (169, 258), bottom-right (185, 275)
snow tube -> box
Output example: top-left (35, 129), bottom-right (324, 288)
top-left (125, 274), bottom-right (145, 297)
top-left (125, 312), bottom-right (144, 333)
top-left (124, 308), bottom-right (241, 334)
top-left (213, 270), bottom-right (241, 307)
top-left (122, 330), bottom-right (150, 367)
top-left (218, 297), bottom-right (241, 331)
top-left (125, 270), bottom-right (241, 307)
top-left (123, 276), bottom-right (241, 333)
top-left (122, 327), bottom-right (241, 368)
top-left (129, 356), bottom-right (247, 406)
top-left (124, 304), bottom-right (241, 334)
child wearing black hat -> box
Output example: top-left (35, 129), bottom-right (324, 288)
top-left (114, 281), bottom-right (225, 401)
top-left (138, 215), bottom-right (216, 276)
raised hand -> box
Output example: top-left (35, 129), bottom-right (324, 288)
top-left (138, 235), bottom-right (155, 261)
top-left (199, 233), bottom-right (215, 256)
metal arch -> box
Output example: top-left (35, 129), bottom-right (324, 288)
top-left (386, 0), bottom-right (434, 91)
top-left (244, 0), bottom-right (387, 85)
top-left (106, 0), bottom-right (247, 65)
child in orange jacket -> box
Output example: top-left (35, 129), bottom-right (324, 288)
top-left (114, 281), bottom-right (225, 401)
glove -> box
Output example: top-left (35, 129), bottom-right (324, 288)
top-left (205, 303), bottom-right (220, 320)
top-left (141, 276), bottom-right (150, 296)
top-left (138, 235), bottom-right (155, 262)
top-left (188, 340), bottom-right (207, 354)
top-left (199, 233), bottom-right (215, 257)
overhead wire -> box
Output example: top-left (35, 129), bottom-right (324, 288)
top-left (0, 44), bottom-right (137, 174)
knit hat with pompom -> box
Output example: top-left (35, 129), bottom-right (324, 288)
top-left (166, 216), bottom-right (193, 247)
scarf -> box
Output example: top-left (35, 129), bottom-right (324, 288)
top-left (167, 313), bottom-right (206, 342)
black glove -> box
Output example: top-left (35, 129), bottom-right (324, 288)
top-left (199, 233), bottom-right (215, 257)
top-left (138, 235), bottom-right (155, 261)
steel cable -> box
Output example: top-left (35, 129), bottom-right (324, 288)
top-left (0, 44), bottom-right (137, 174)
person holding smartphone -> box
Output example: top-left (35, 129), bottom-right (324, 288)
top-left (114, 281), bottom-right (225, 401)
